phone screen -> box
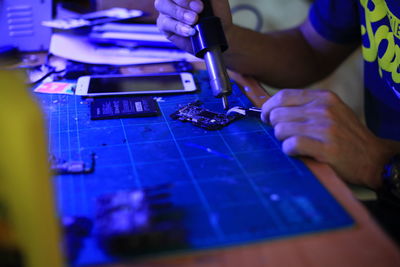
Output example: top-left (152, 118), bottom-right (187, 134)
top-left (87, 74), bottom-right (185, 94)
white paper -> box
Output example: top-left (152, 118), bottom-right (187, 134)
top-left (49, 33), bottom-right (199, 65)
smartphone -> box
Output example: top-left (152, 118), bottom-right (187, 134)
top-left (75, 72), bottom-right (197, 96)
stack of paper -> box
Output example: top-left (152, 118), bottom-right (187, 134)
top-left (50, 23), bottom-right (199, 65)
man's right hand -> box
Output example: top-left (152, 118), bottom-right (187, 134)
top-left (155, 0), bottom-right (233, 53)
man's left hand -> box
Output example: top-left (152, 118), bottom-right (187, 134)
top-left (261, 89), bottom-right (393, 189)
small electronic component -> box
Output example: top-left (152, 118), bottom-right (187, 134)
top-left (95, 185), bottom-right (186, 257)
top-left (90, 96), bottom-right (159, 120)
top-left (170, 100), bottom-right (241, 130)
top-left (50, 153), bottom-right (96, 175)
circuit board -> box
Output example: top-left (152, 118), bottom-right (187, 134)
top-left (36, 71), bottom-right (354, 266)
top-left (170, 100), bottom-right (240, 130)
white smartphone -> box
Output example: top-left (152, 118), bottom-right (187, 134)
top-left (75, 72), bottom-right (197, 96)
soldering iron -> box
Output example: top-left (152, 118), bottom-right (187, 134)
top-left (190, 0), bottom-right (232, 110)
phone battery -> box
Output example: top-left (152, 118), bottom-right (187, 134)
top-left (90, 96), bottom-right (159, 120)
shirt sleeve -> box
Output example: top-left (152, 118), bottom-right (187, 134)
top-left (309, 0), bottom-right (361, 44)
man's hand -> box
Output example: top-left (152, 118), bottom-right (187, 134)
top-left (154, 0), bottom-right (233, 53)
top-left (261, 89), bottom-right (394, 190)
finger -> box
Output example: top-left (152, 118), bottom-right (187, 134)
top-left (167, 33), bottom-right (195, 53)
top-left (269, 106), bottom-right (308, 126)
top-left (172, 0), bottom-right (203, 12)
top-left (155, 0), bottom-right (200, 25)
top-left (261, 89), bottom-right (313, 123)
top-left (273, 121), bottom-right (332, 143)
top-left (269, 105), bottom-right (336, 127)
top-left (157, 14), bottom-right (196, 37)
top-left (261, 89), bottom-right (327, 124)
top-left (281, 136), bottom-right (325, 160)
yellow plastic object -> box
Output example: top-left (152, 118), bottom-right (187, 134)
top-left (0, 70), bottom-right (64, 267)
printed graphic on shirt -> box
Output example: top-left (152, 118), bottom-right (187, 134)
top-left (360, 0), bottom-right (400, 92)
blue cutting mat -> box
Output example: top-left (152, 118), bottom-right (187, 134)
top-left (36, 71), bottom-right (354, 266)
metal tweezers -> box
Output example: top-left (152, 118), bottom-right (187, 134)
top-left (226, 106), bottom-right (262, 118)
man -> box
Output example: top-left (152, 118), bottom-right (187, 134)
top-left (155, 0), bottom-right (400, 239)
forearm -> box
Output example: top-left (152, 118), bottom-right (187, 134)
top-left (223, 21), bottom-right (357, 88)
top-left (224, 25), bottom-right (317, 87)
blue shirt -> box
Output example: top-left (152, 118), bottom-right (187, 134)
top-left (309, 0), bottom-right (400, 141)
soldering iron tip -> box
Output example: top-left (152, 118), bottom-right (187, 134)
top-left (222, 96), bottom-right (229, 110)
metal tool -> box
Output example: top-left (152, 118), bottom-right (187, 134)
top-left (50, 153), bottom-right (96, 175)
top-left (226, 106), bottom-right (262, 118)
top-left (190, 0), bottom-right (232, 110)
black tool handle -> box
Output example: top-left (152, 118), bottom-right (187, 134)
top-left (190, 0), bottom-right (228, 58)
top-left (200, 0), bottom-right (215, 18)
